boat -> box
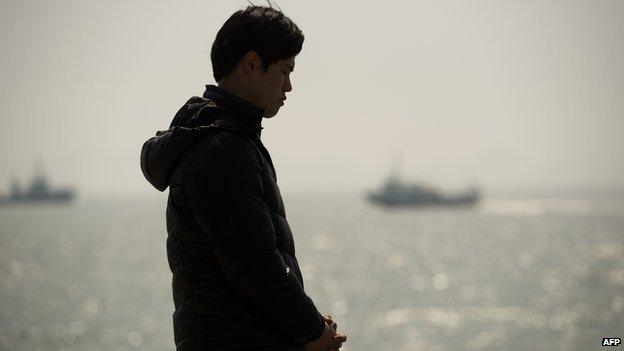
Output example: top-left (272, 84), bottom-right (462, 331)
top-left (366, 152), bottom-right (480, 207)
top-left (0, 167), bottom-right (76, 205)
top-left (367, 175), bottom-right (480, 207)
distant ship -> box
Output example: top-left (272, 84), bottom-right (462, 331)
top-left (0, 168), bottom-right (76, 205)
top-left (367, 175), bottom-right (480, 207)
top-left (366, 152), bottom-right (480, 207)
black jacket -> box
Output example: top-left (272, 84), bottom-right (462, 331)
top-left (140, 85), bottom-right (325, 350)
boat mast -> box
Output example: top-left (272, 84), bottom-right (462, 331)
top-left (389, 150), bottom-right (402, 184)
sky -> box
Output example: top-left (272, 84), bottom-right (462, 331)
top-left (0, 0), bottom-right (623, 198)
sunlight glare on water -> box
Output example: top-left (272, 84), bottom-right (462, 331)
top-left (0, 194), bottom-right (622, 351)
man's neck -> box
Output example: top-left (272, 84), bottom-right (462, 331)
top-left (217, 79), bottom-right (252, 103)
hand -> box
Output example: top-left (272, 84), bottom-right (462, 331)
top-left (303, 315), bottom-right (348, 351)
top-left (303, 323), bottom-right (338, 351)
top-left (323, 314), bottom-right (337, 331)
top-left (323, 315), bottom-right (347, 351)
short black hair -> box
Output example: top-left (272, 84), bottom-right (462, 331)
top-left (210, 5), bottom-right (304, 82)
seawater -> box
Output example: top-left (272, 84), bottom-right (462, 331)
top-left (0, 193), bottom-right (623, 351)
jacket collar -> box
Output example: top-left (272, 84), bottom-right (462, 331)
top-left (202, 84), bottom-right (265, 133)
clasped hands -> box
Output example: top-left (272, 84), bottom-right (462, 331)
top-left (303, 314), bottom-right (347, 351)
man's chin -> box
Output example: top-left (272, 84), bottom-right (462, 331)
top-left (264, 109), bottom-right (280, 118)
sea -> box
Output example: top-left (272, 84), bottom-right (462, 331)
top-left (0, 192), bottom-right (623, 351)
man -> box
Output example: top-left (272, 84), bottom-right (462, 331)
top-left (140, 5), bottom-right (347, 351)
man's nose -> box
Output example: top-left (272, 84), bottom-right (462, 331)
top-left (284, 76), bottom-right (292, 92)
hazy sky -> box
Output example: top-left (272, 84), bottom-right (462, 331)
top-left (1, 0), bottom-right (623, 197)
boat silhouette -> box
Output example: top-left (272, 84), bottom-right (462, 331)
top-left (367, 175), bottom-right (479, 207)
top-left (0, 166), bottom-right (75, 205)
top-left (366, 153), bottom-right (480, 207)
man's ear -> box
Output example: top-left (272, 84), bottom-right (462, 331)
top-left (241, 50), bottom-right (263, 75)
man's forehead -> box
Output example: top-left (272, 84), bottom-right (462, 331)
top-left (281, 57), bottom-right (296, 71)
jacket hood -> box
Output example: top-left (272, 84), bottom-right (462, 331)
top-left (140, 85), bottom-right (265, 191)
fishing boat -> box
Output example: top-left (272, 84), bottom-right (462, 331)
top-left (0, 167), bottom-right (75, 205)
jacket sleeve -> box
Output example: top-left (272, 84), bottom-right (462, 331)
top-left (186, 135), bottom-right (326, 344)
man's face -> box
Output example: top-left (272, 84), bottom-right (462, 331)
top-left (248, 55), bottom-right (295, 118)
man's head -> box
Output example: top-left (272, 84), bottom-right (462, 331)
top-left (211, 5), bottom-right (304, 118)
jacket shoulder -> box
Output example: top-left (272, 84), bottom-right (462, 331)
top-left (187, 131), bottom-right (262, 180)
top-left (200, 130), bottom-right (258, 161)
